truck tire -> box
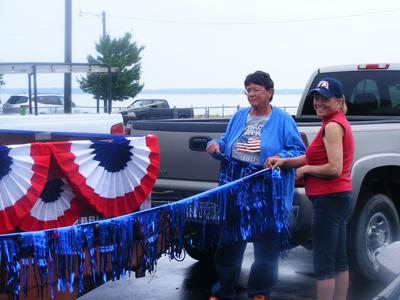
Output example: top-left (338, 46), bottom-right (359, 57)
top-left (184, 244), bottom-right (216, 262)
top-left (349, 193), bottom-right (400, 282)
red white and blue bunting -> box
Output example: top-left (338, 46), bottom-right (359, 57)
top-left (51, 136), bottom-right (159, 217)
top-left (0, 143), bottom-right (50, 234)
top-left (18, 178), bottom-right (83, 231)
top-left (0, 136), bottom-right (160, 233)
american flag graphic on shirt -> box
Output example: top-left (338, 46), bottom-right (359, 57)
top-left (235, 138), bottom-right (261, 153)
top-left (232, 115), bottom-right (268, 164)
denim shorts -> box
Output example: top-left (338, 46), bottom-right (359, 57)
top-left (309, 191), bottom-right (354, 280)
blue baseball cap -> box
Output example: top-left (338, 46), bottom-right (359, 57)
top-left (308, 77), bottom-right (344, 98)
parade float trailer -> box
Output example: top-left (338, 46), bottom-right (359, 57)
top-left (0, 130), bottom-right (160, 299)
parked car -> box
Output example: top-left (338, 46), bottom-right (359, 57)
top-left (126, 98), bottom-right (168, 110)
top-left (2, 93), bottom-right (76, 114)
top-left (120, 98), bottom-right (194, 126)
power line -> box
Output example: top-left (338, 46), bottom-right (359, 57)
top-left (1, 7), bottom-right (400, 39)
top-left (108, 7), bottom-right (400, 25)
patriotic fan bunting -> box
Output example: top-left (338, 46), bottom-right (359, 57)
top-left (51, 136), bottom-right (160, 217)
top-left (0, 143), bottom-right (50, 233)
top-left (18, 178), bottom-right (83, 231)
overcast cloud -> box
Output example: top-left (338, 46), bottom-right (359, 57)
top-left (1, 0), bottom-right (400, 90)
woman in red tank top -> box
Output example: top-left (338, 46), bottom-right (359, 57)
top-left (265, 78), bottom-right (354, 300)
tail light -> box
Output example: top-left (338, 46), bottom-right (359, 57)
top-left (357, 63), bottom-right (389, 70)
top-left (110, 122), bottom-right (128, 134)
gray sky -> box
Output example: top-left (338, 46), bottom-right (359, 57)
top-left (1, 0), bottom-right (400, 90)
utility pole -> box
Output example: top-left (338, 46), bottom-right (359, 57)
top-left (64, 0), bottom-right (72, 113)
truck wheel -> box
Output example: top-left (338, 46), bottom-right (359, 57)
top-left (349, 193), bottom-right (400, 282)
top-left (184, 244), bottom-right (216, 262)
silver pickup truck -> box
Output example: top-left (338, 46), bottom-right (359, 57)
top-left (131, 63), bottom-right (400, 282)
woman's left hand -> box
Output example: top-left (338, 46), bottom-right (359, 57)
top-left (296, 166), bottom-right (308, 179)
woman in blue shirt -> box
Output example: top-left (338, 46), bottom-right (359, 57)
top-left (206, 71), bottom-right (305, 300)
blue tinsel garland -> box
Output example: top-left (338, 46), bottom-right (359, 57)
top-left (0, 157), bottom-right (288, 299)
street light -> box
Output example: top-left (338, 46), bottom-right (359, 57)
top-left (79, 10), bottom-right (108, 113)
top-left (79, 10), bottom-right (106, 38)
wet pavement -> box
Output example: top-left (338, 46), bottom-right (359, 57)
top-left (78, 245), bottom-right (384, 300)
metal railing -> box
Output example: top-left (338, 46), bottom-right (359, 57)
top-left (192, 105), bottom-right (298, 118)
top-left (0, 105), bottom-right (299, 117)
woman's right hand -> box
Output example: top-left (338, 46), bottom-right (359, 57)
top-left (206, 142), bottom-right (220, 155)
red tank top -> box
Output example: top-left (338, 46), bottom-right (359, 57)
top-left (304, 111), bottom-right (354, 196)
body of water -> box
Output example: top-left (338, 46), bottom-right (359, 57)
top-left (0, 92), bottom-right (302, 116)
top-left (76, 92), bottom-right (302, 116)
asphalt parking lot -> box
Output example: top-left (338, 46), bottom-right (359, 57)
top-left (78, 245), bottom-right (385, 300)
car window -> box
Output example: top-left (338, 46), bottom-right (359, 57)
top-left (389, 84), bottom-right (400, 108)
top-left (37, 96), bottom-right (63, 105)
top-left (6, 96), bottom-right (28, 104)
top-left (130, 100), bottom-right (152, 109)
top-left (302, 71), bottom-right (400, 116)
top-left (151, 100), bottom-right (166, 107)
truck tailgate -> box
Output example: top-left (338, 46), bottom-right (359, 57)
top-left (131, 119), bottom-right (228, 182)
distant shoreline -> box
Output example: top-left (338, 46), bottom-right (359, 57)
top-left (0, 87), bottom-right (303, 95)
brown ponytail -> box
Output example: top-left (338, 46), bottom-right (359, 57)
top-left (341, 96), bottom-right (348, 114)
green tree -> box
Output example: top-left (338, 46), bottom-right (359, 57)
top-left (0, 74), bottom-right (4, 87)
top-left (78, 32), bottom-right (144, 111)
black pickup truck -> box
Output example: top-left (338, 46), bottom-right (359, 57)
top-left (120, 98), bottom-right (194, 126)
top-left (130, 63), bottom-right (400, 283)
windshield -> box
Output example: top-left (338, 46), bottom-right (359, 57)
top-left (130, 100), bottom-right (152, 109)
top-left (37, 96), bottom-right (64, 105)
top-left (6, 96), bottom-right (28, 104)
top-left (129, 99), bottom-right (165, 109)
